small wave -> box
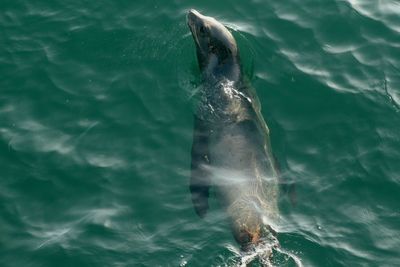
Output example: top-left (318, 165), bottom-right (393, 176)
top-left (347, 0), bottom-right (400, 34)
top-left (6, 119), bottom-right (73, 155)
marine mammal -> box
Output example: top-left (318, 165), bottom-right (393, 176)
top-left (187, 9), bottom-right (280, 252)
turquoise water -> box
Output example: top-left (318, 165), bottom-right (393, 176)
top-left (1, 1), bottom-right (399, 266)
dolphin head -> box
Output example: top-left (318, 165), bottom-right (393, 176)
top-left (187, 9), bottom-right (238, 73)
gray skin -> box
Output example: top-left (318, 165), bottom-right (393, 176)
top-left (187, 9), bottom-right (279, 250)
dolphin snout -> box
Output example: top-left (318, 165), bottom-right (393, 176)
top-left (188, 9), bottom-right (201, 18)
top-left (187, 9), bottom-right (203, 25)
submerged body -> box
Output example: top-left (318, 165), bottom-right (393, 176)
top-left (187, 10), bottom-right (279, 249)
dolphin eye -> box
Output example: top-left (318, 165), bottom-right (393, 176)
top-left (199, 26), bottom-right (206, 34)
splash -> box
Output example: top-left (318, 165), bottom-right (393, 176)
top-left (227, 238), bottom-right (303, 267)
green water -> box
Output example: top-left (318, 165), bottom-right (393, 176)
top-left (1, 1), bottom-right (399, 266)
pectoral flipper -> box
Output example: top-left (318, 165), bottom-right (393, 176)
top-left (190, 116), bottom-right (211, 218)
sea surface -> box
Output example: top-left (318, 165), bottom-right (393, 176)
top-left (1, 0), bottom-right (399, 266)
